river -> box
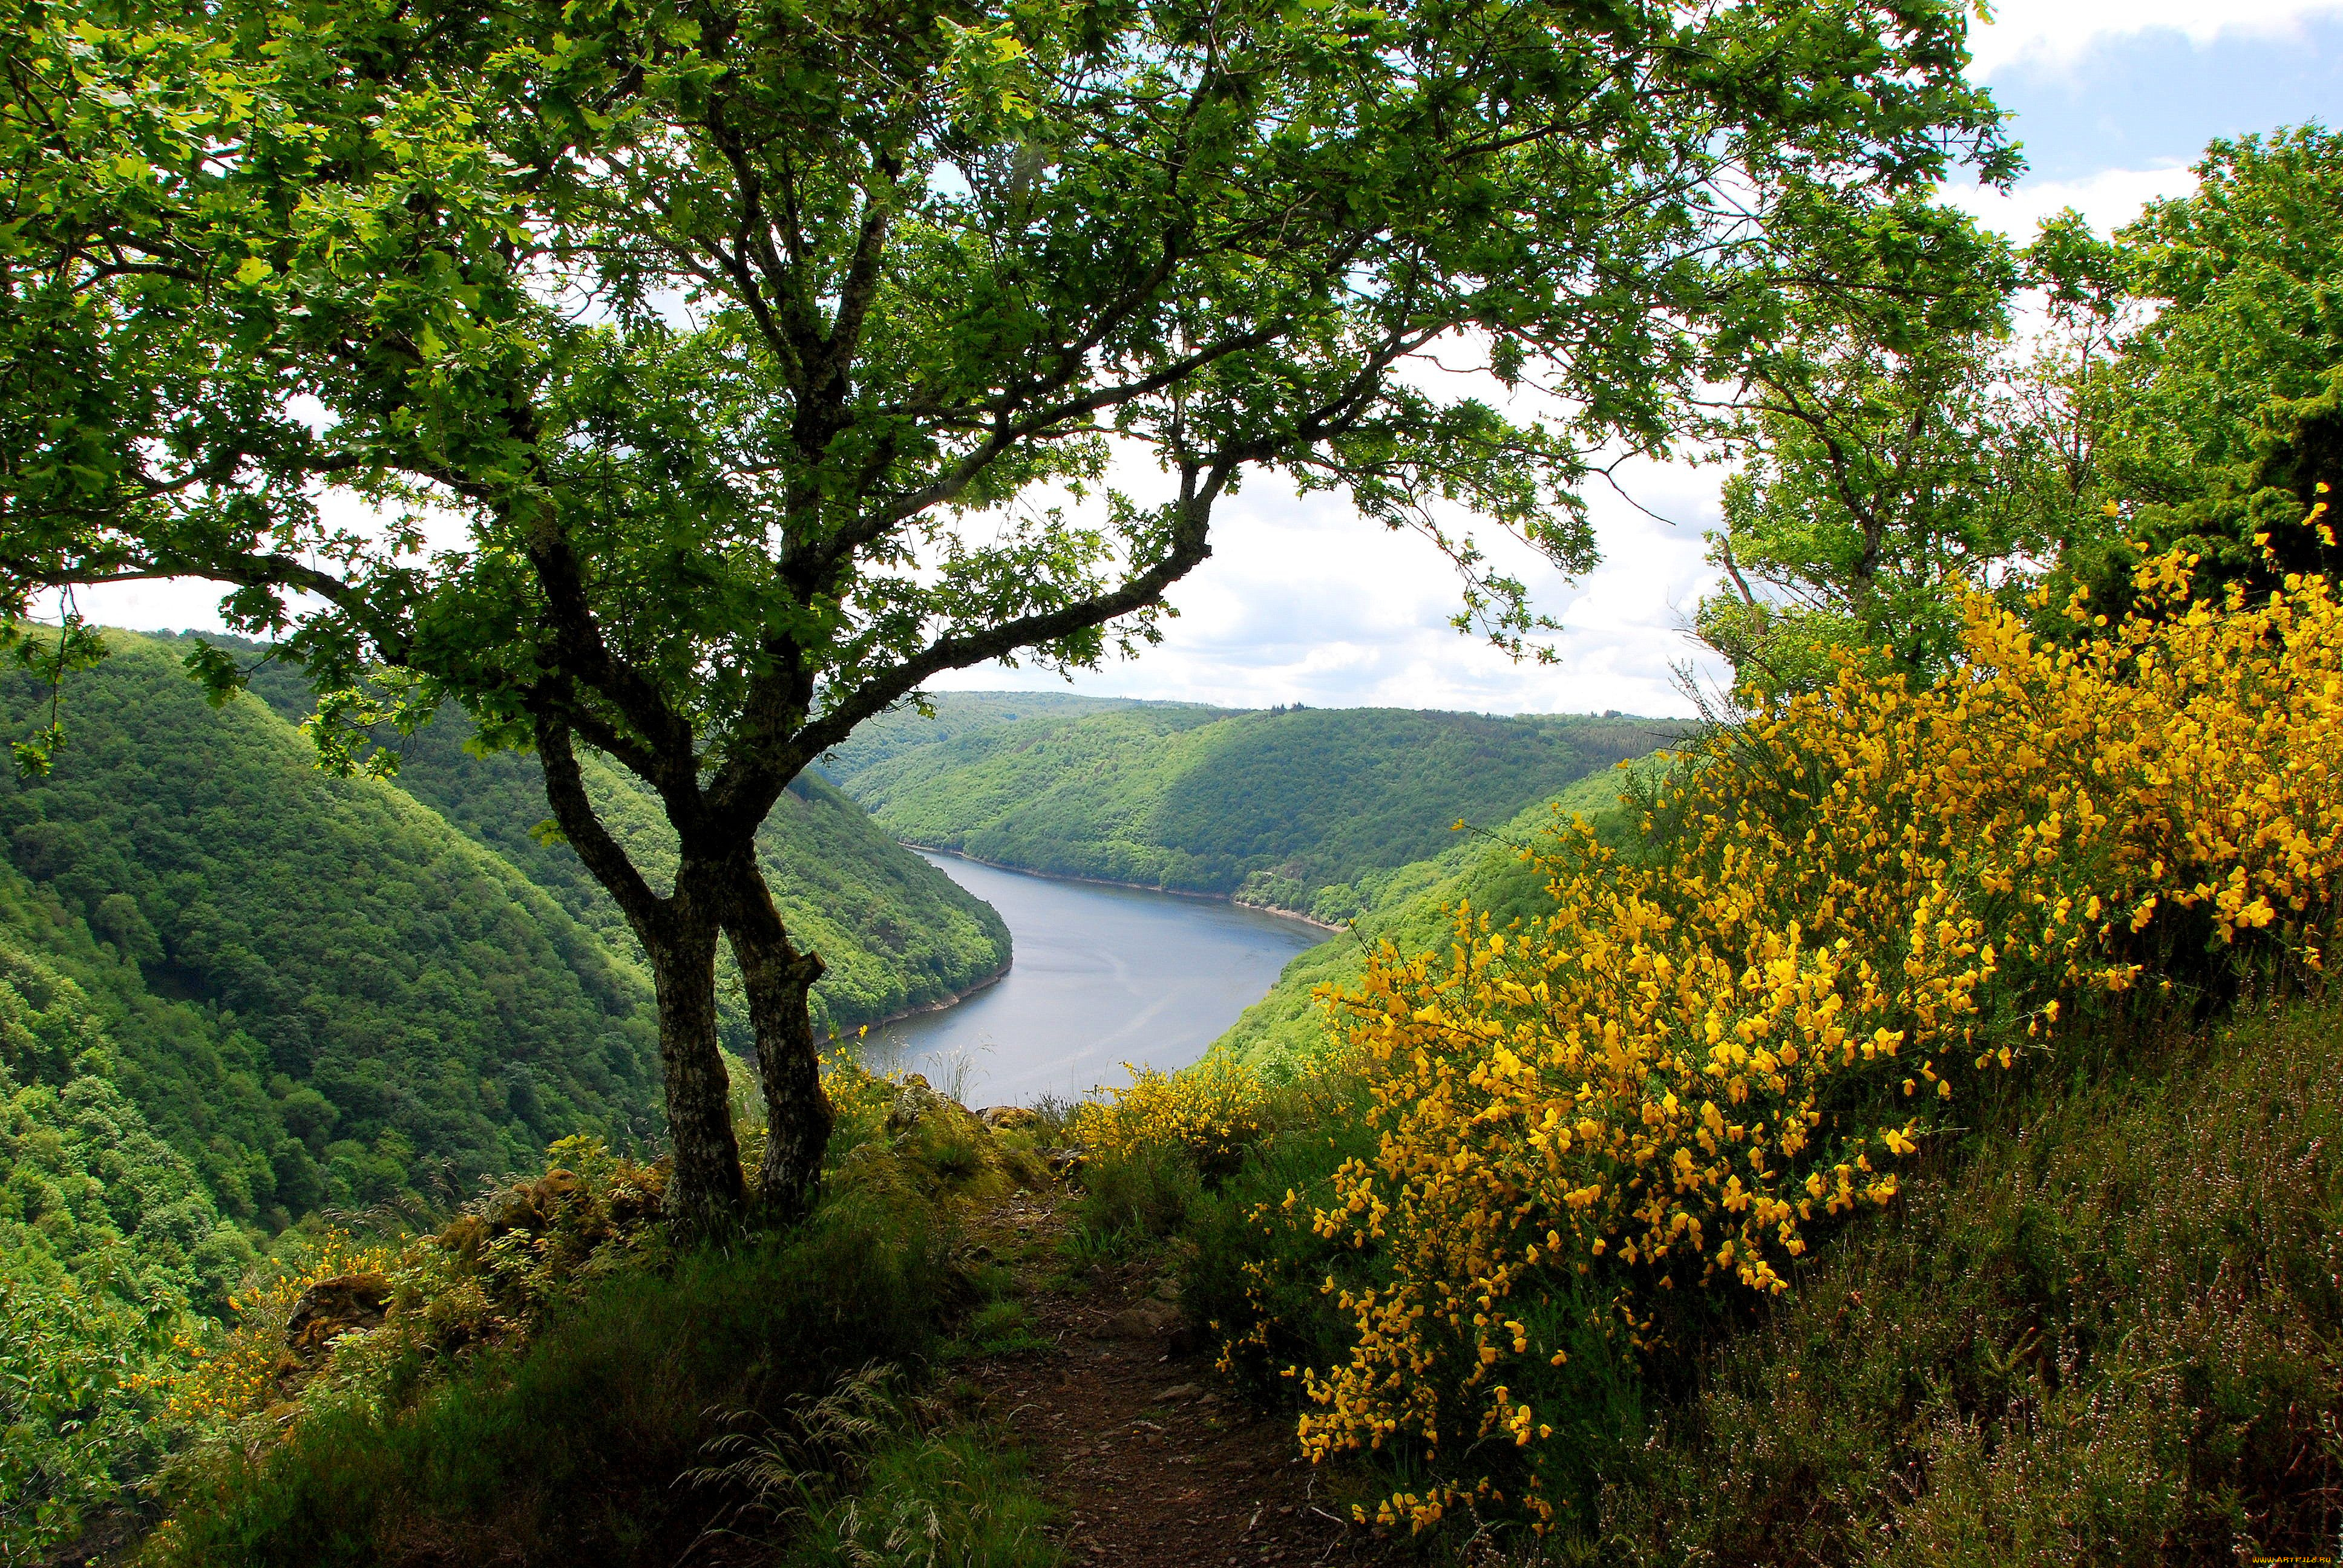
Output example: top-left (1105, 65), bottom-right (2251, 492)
top-left (853, 851), bottom-right (1329, 1106)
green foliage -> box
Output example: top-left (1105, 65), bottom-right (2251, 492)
top-left (0, 909), bottom-right (252, 1557)
top-left (0, 630), bottom-right (665, 1206)
top-left (782, 1426), bottom-right (1057, 1568)
top-left (1070, 1145), bottom-right (1204, 1247)
top-left (1590, 988), bottom-right (2343, 1564)
top-left (0, 1267), bottom-right (175, 1561)
top-left (1178, 920), bottom-right (2343, 1555)
top-left (2071, 126), bottom-right (2343, 604)
top-left (826, 699), bottom-right (1670, 915)
top-left (1699, 124), bottom-right (2343, 690)
top-left (1214, 763), bottom-right (1653, 1074)
top-left (148, 1189), bottom-right (969, 1568)
top-left (218, 638), bottom-right (1013, 1048)
top-left (1697, 198), bottom-right (2045, 685)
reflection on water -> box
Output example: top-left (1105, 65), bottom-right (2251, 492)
top-left (854, 852), bottom-right (1328, 1106)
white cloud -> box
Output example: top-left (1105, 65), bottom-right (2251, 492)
top-left (934, 458), bottom-right (1726, 718)
top-left (1966, 0), bottom-right (2343, 79)
top-left (1945, 162), bottom-right (2200, 240)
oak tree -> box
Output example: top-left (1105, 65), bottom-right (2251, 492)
top-left (1, 0), bottom-right (2008, 1228)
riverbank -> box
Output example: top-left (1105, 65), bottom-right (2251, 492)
top-left (903, 844), bottom-right (1344, 933)
top-left (824, 952), bottom-right (1014, 1045)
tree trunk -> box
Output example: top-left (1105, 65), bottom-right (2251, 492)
top-left (724, 852), bottom-right (834, 1223)
top-left (643, 872), bottom-right (747, 1235)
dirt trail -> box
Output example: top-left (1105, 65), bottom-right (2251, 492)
top-left (962, 1195), bottom-right (1394, 1568)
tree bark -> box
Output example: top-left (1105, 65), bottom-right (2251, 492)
top-left (724, 852), bottom-right (834, 1223)
top-left (643, 869), bottom-right (748, 1235)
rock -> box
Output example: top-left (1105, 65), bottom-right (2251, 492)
top-left (284, 1273), bottom-right (391, 1359)
top-left (980, 1105), bottom-right (1040, 1131)
top-left (529, 1167), bottom-right (586, 1212)
top-left (485, 1183), bottom-right (545, 1233)
top-left (1156, 1383), bottom-right (1200, 1402)
top-left (1044, 1146), bottom-right (1088, 1180)
top-left (436, 1213), bottom-right (490, 1261)
top-left (1103, 1298), bottom-right (1184, 1339)
top-left (1152, 1276), bottom-right (1182, 1302)
top-left (886, 1076), bottom-right (971, 1134)
top-left (605, 1163), bottom-right (665, 1224)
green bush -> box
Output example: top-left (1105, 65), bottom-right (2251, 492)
top-left (783, 1427), bottom-right (1059, 1568)
top-left (1069, 1145), bottom-right (1202, 1247)
top-left (148, 1186), bottom-right (966, 1567)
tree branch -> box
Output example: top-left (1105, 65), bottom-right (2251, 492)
top-left (532, 710), bottom-right (667, 940)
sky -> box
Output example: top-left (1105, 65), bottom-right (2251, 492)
top-left (64, 1), bottom-right (2343, 719)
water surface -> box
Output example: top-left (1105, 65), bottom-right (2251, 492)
top-left (856, 852), bottom-right (1327, 1105)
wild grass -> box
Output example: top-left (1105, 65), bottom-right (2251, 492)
top-left (146, 1187), bottom-right (962, 1567)
top-left (145, 1070), bottom-right (1067, 1567)
top-left (1576, 983), bottom-right (2343, 1565)
top-left (688, 1361), bottom-right (1060, 1567)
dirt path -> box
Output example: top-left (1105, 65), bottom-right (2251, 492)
top-left (962, 1195), bottom-right (1394, 1568)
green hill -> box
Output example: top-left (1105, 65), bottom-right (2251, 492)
top-left (0, 632), bottom-right (669, 1219)
top-left (811, 690), bottom-right (1140, 778)
top-left (1214, 762), bottom-right (1659, 1073)
top-left (0, 631), bottom-right (1012, 1226)
top-left (214, 643), bottom-right (1013, 1052)
top-left (822, 696), bottom-right (1674, 921)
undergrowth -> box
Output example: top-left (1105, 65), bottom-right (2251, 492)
top-left (141, 1059), bottom-right (1064, 1567)
top-left (1093, 541), bottom-right (2343, 1557)
top-left (1583, 982), bottom-right (2343, 1564)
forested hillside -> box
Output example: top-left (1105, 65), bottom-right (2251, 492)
top-left (813, 690), bottom-right (1138, 777)
top-left (210, 638), bottom-right (1014, 1053)
top-left (0, 633), bottom-right (666, 1218)
top-left (1213, 762), bottom-right (1648, 1071)
top-left (0, 632), bottom-right (1013, 1227)
top-left (823, 698), bottom-right (1669, 921)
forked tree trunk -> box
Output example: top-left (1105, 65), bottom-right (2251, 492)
top-left (533, 722), bottom-right (828, 1232)
top-left (724, 852), bottom-right (834, 1223)
top-left (639, 877), bottom-right (748, 1234)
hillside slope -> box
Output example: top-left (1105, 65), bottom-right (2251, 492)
top-left (0, 632), bottom-right (667, 1216)
top-left (208, 638), bottom-right (1014, 1047)
top-left (1214, 763), bottom-right (1654, 1073)
top-left (812, 690), bottom-right (1139, 778)
top-left (824, 696), bottom-right (1672, 920)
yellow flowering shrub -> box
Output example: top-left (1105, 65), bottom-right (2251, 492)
top-left (164, 1229), bottom-right (407, 1429)
top-left (1073, 1053), bottom-right (1282, 1179)
top-left (1274, 549), bottom-right (2343, 1530)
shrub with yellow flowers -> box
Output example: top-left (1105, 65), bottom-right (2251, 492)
top-left (1073, 1053), bottom-right (1283, 1180)
top-left (1240, 543), bottom-right (2343, 1532)
top-left (163, 1229), bottom-right (409, 1431)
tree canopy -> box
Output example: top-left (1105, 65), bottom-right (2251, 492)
top-left (1697, 123), bottom-right (2343, 696)
top-left (1, 0), bottom-right (2012, 1224)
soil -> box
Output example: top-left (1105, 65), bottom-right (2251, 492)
top-left (961, 1193), bottom-right (1397, 1568)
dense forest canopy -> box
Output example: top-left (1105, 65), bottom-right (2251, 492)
top-left (0, 633), bottom-right (666, 1206)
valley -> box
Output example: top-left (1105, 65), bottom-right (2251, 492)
top-left (818, 693), bottom-right (1673, 923)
